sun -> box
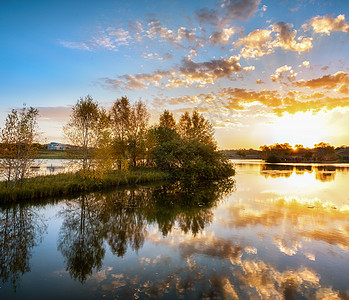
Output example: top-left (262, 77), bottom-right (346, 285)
top-left (269, 112), bottom-right (329, 148)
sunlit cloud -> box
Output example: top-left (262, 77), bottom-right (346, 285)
top-left (209, 27), bottom-right (238, 46)
top-left (295, 71), bottom-right (349, 94)
top-left (100, 55), bottom-right (242, 90)
top-left (237, 21), bottom-right (312, 59)
top-left (305, 14), bottom-right (349, 35)
top-left (271, 22), bottom-right (312, 52)
top-left (270, 65), bottom-right (297, 83)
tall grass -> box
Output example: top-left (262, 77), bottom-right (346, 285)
top-left (0, 168), bottom-right (169, 203)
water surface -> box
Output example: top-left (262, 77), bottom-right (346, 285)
top-left (1, 161), bottom-right (349, 299)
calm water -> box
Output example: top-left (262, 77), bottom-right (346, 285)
top-left (1, 160), bottom-right (349, 299)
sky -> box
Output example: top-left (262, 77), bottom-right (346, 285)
top-left (1, 0), bottom-right (349, 149)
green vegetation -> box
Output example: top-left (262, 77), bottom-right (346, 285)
top-left (260, 142), bottom-right (345, 162)
top-left (0, 168), bottom-right (169, 202)
top-left (0, 105), bottom-right (39, 188)
top-left (35, 149), bottom-right (69, 159)
top-left (0, 96), bottom-right (235, 202)
top-left (151, 110), bottom-right (235, 181)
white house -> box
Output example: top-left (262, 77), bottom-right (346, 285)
top-left (47, 142), bottom-right (67, 150)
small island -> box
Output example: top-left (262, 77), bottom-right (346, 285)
top-left (0, 96), bottom-right (234, 202)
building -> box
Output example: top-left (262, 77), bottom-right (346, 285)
top-left (47, 142), bottom-right (67, 150)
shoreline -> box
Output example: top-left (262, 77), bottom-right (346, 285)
top-left (0, 168), bottom-right (170, 203)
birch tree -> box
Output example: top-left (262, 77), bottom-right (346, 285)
top-left (0, 106), bottom-right (39, 188)
top-left (64, 95), bottom-right (108, 177)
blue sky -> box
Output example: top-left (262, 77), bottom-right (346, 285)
top-left (1, 0), bottom-right (349, 148)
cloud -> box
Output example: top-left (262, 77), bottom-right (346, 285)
top-left (144, 21), bottom-right (203, 49)
top-left (153, 80), bottom-right (349, 117)
top-left (178, 55), bottom-right (242, 86)
top-left (305, 14), bottom-right (349, 35)
top-left (237, 22), bottom-right (312, 58)
top-left (271, 22), bottom-right (313, 52)
top-left (298, 61), bottom-right (310, 68)
top-left (101, 71), bottom-right (167, 90)
top-left (195, 7), bottom-right (219, 25)
top-left (209, 27), bottom-right (237, 45)
top-left (60, 27), bottom-right (132, 51)
top-left (59, 41), bottom-right (92, 51)
top-left (220, 88), bottom-right (283, 108)
top-left (295, 71), bottom-right (349, 94)
top-left (101, 55), bottom-right (242, 90)
top-left (107, 28), bottom-right (132, 46)
top-left (220, 0), bottom-right (261, 23)
top-left (270, 65), bottom-right (297, 83)
top-left (195, 0), bottom-right (261, 26)
top-left (237, 29), bottom-right (274, 58)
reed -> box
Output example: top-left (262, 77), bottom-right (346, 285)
top-left (0, 168), bottom-right (169, 203)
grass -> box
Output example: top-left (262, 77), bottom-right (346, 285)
top-left (0, 168), bottom-right (170, 203)
top-left (34, 149), bottom-right (69, 159)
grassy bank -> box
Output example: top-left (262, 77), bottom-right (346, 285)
top-left (35, 149), bottom-right (69, 159)
top-left (0, 168), bottom-right (170, 203)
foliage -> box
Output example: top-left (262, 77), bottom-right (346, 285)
top-left (64, 95), bottom-right (109, 178)
top-left (266, 154), bottom-right (281, 163)
top-left (152, 110), bottom-right (234, 181)
top-left (259, 143), bottom-right (293, 160)
top-left (0, 105), bottom-right (39, 189)
top-left (314, 142), bottom-right (337, 161)
top-left (109, 96), bottom-right (149, 168)
top-left (236, 149), bottom-right (247, 158)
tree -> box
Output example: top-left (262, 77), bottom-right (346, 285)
top-left (109, 97), bottom-right (149, 168)
top-left (314, 142), bottom-right (337, 161)
top-left (128, 101), bottom-right (149, 167)
top-left (159, 110), bottom-right (176, 129)
top-left (109, 96), bottom-right (131, 169)
top-left (64, 95), bottom-right (108, 177)
top-left (152, 110), bottom-right (234, 180)
top-left (177, 110), bottom-right (216, 147)
top-left (0, 105), bottom-right (39, 188)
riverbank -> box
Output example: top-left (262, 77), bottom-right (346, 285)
top-left (0, 168), bottom-right (170, 203)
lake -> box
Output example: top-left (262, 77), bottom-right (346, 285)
top-left (1, 160), bottom-right (349, 299)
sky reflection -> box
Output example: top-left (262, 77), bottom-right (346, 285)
top-left (1, 162), bottom-right (349, 299)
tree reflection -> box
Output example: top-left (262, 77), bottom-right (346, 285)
top-left (149, 179), bottom-right (235, 236)
top-left (0, 205), bottom-right (46, 290)
top-left (260, 164), bottom-right (348, 182)
top-left (57, 194), bottom-right (106, 283)
top-left (57, 178), bottom-right (235, 282)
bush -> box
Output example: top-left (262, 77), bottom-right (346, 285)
top-left (266, 154), bottom-right (281, 163)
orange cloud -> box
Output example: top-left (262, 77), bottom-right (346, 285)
top-left (295, 71), bottom-right (349, 94)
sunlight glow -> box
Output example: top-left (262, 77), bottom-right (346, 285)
top-left (269, 112), bottom-right (329, 148)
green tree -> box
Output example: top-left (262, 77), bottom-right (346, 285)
top-left (178, 110), bottom-right (216, 147)
top-left (128, 101), bottom-right (149, 167)
top-left (110, 97), bottom-right (149, 168)
top-left (0, 105), bottom-right (39, 188)
top-left (152, 110), bottom-right (234, 180)
top-left (64, 95), bottom-right (108, 177)
top-left (110, 96), bottom-right (131, 169)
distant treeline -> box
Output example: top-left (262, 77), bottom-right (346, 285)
top-left (226, 143), bottom-right (349, 163)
